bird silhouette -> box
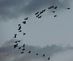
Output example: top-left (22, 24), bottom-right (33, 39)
top-left (54, 6), bottom-right (57, 9)
top-left (14, 44), bottom-right (18, 48)
top-left (43, 54), bottom-right (45, 57)
top-left (67, 8), bottom-right (70, 10)
top-left (48, 6), bottom-right (54, 9)
top-left (14, 34), bottom-right (17, 38)
top-left (22, 44), bottom-right (25, 47)
top-left (36, 53), bottom-right (38, 56)
top-left (54, 15), bottom-right (57, 17)
top-left (22, 21), bottom-right (26, 24)
top-left (48, 56), bottom-right (50, 60)
top-left (24, 17), bottom-right (28, 20)
top-left (23, 33), bottom-right (26, 35)
top-left (35, 12), bottom-right (39, 15)
top-left (28, 51), bottom-right (31, 53)
top-left (21, 51), bottom-right (24, 54)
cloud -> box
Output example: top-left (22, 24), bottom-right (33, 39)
top-left (0, 39), bottom-right (73, 61)
top-left (0, 0), bottom-right (71, 21)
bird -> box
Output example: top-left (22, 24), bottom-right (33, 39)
top-left (41, 9), bottom-right (46, 12)
top-left (14, 34), bottom-right (17, 38)
top-left (14, 44), bottom-right (18, 48)
top-left (36, 53), bottom-right (38, 56)
top-left (23, 33), bottom-right (26, 35)
top-left (52, 11), bottom-right (56, 13)
top-left (38, 16), bottom-right (42, 19)
top-left (67, 8), bottom-right (70, 10)
top-left (35, 12), bottom-right (39, 15)
top-left (19, 30), bottom-right (22, 32)
top-left (43, 54), bottom-right (45, 57)
top-left (17, 40), bottom-right (21, 42)
top-left (48, 5), bottom-right (54, 9)
top-left (18, 26), bottom-right (21, 30)
top-left (22, 48), bottom-right (25, 51)
top-left (18, 24), bottom-right (21, 26)
top-left (18, 47), bottom-right (21, 49)
top-left (36, 14), bottom-right (40, 17)
top-left (28, 51), bottom-right (31, 53)
top-left (22, 44), bottom-right (25, 47)
top-left (54, 15), bottom-right (57, 17)
top-left (54, 6), bottom-right (57, 9)
top-left (21, 51), bottom-right (24, 54)
top-left (15, 40), bottom-right (20, 43)
top-left (48, 56), bottom-right (50, 60)
top-left (22, 21), bottom-right (26, 24)
top-left (24, 17), bottom-right (28, 20)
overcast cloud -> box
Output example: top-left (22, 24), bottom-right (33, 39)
top-left (0, 0), bottom-right (72, 21)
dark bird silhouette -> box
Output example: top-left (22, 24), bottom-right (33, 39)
top-left (48, 6), bottom-right (54, 9)
top-left (54, 6), bottom-right (58, 9)
top-left (35, 12), bottom-right (39, 15)
top-left (15, 40), bottom-right (20, 43)
top-left (36, 53), bottom-right (38, 56)
top-left (42, 9), bottom-right (46, 12)
top-left (22, 44), bottom-right (25, 47)
top-left (54, 15), bottom-right (57, 17)
top-left (39, 11), bottom-right (43, 14)
top-left (48, 56), bottom-right (50, 60)
top-left (14, 44), bottom-right (18, 48)
top-left (36, 14), bottom-right (40, 17)
top-left (43, 54), bottom-right (45, 57)
top-left (38, 16), bottom-right (42, 19)
top-left (24, 17), bottom-right (28, 20)
top-left (17, 40), bottom-right (21, 42)
top-left (18, 24), bottom-right (21, 26)
top-left (22, 48), bottom-right (25, 51)
top-left (52, 11), bottom-right (56, 13)
top-left (14, 34), bottom-right (17, 38)
top-left (19, 30), bottom-right (22, 32)
top-left (22, 21), bottom-right (26, 24)
top-left (21, 51), bottom-right (24, 54)
top-left (23, 33), bottom-right (26, 35)
top-left (67, 8), bottom-right (70, 10)
top-left (18, 47), bottom-right (21, 49)
top-left (28, 51), bottom-right (31, 53)
top-left (18, 26), bottom-right (21, 30)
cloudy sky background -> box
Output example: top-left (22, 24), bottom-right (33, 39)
top-left (0, 0), bottom-right (73, 61)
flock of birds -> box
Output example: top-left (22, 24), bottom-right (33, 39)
top-left (12, 5), bottom-right (70, 61)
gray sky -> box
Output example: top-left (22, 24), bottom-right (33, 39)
top-left (0, 0), bottom-right (73, 61)
top-left (0, 0), bottom-right (73, 47)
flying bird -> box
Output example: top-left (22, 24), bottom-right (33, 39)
top-left (54, 15), bottom-right (57, 17)
top-left (23, 33), bottom-right (26, 35)
top-left (67, 8), bottom-right (70, 10)
top-left (22, 44), bottom-right (25, 47)
top-left (14, 34), bottom-right (17, 38)
top-left (54, 6), bottom-right (58, 9)
top-left (52, 11), bottom-right (56, 13)
top-left (14, 44), bottom-right (18, 48)
top-left (22, 48), bottom-right (25, 51)
top-left (48, 56), bottom-right (50, 60)
top-left (36, 53), bottom-right (39, 56)
top-left (21, 51), bottom-right (24, 54)
top-left (19, 30), bottom-right (22, 32)
top-left (18, 47), bottom-right (21, 49)
top-left (35, 12), bottom-right (39, 15)
top-left (28, 51), bottom-right (31, 53)
top-left (24, 17), bottom-right (28, 20)
top-left (38, 16), bottom-right (42, 19)
top-left (22, 21), bottom-right (26, 24)
top-left (43, 54), bottom-right (45, 57)
top-left (48, 6), bottom-right (54, 9)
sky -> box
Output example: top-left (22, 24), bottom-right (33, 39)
top-left (0, 0), bottom-right (73, 61)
